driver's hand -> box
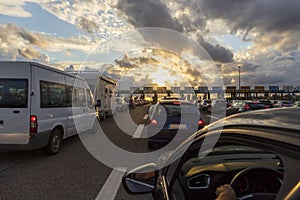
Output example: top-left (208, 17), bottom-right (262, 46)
top-left (216, 184), bottom-right (236, 200)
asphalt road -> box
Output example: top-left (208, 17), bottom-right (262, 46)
top-left (0, 104), bottom-right (213, 200)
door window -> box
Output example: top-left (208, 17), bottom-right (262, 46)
top-left (0, 79), bottom-right (28, 108)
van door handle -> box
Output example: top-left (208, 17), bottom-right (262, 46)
top-left (13, 110), bottom-right (20, 113)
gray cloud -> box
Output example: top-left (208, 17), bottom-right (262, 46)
top-left (197, 36), bottom-right (234, 63)
top-left (181, 0), bottom-right (300, 37)
top-left (117, 0), bottom-right (183, 32)
top-left (250, 72), bottom-right (287, 85)
top-left (116, 0), bottom-right (235, 64)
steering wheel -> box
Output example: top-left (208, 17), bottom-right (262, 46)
top-left (230, 167), bottom-right (281, 200)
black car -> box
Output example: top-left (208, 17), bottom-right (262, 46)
top-left (258, 99), bottom-right (274, 108)
top-left (123, 108), bottom-right (300, 200)
top-left (147, 100), bottom-right (205, 149)
top-left (226, 100), bottom-right (266, 116)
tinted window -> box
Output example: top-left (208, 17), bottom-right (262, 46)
top-left (40, 81), bottom-right (66, 108)
top-left (0, 79), bottom-right (28, 108)
top-left (156, 103), bottom-right (199, 116)
top-left (248, 103), bottom-right (265, 109)
top-left (86, 89), bottom-right (94, 108)
top-left (72, 87), bottom-right (86, 107)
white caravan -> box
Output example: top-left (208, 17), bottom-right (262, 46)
top-left (0, 62), bottom-right (96, 154)
top-left (75, 71), bottom-right (117, 120)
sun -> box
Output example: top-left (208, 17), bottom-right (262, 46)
top-left (149, 66), bottom-right (178, 86)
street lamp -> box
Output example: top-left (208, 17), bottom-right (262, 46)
top-left (238, 65), bottom-right (241, 99)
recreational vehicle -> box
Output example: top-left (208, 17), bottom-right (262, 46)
top-left (0, 62), bottom-right (96, 154)
top-left (74, 71), bottom-right (117, 120)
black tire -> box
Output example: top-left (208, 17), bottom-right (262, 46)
top-left (46, 129), bottom-right (63, 155)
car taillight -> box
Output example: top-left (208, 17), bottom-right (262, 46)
top-left (30, 115), bottom-right (38, 134)
top-left (244, 104), bottom-right (250, 109)
top-left (198, 119), bottom-right (205, 126)
top-left (150, 119), bottom-right (157, 125)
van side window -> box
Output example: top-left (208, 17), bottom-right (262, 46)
top-left (86, 89), bottom-right (94, 108)
top-left (0, 79), bottom-right (28, 108)
top-left (72, 87), bottom-right (86, 107)
top-left (78, 88), bottom-right (86, 106)
top-left (40, 81), bottom-right (66, 108)
top-left (65, 86), bottom-right (72, 107)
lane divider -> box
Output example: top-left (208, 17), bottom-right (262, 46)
top-left (132, 124), bottom-right (145, 138)
top-left (96, 167), bottom-right (126, 200)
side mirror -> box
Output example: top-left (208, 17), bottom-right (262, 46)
top-left (122, 163), bottom-right (158, 195)
top-left (96, 99), bottom-right (101, 107)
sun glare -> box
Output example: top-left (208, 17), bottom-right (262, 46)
top-left (149, 66), bottom-right (178, 86)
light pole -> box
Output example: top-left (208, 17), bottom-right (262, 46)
top-left (238, 65), bottom-right (241, 99)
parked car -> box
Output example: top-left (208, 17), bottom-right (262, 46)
top-left (147, 100), bottom-right (205, 149)
top-left (123, 107), bottom-right (300, 200)
top-left (226, 100), bottom-right (266, 116)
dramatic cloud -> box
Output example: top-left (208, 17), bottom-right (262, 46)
top-left (0, 24), bottom-right (98, 62)
top-left (117, 0), bottom-right (183, 32)
top-left (1, 0), bottom-right (300, 87)
top-left (197, 36), bottom-right (234, 63)
top-left (0, 24), bottom-right (49, 61)
top-left (116, 0), bottom-right (235, 64)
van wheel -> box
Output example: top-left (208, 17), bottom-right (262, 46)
top-left (46, 129), bottom-right (63, 155)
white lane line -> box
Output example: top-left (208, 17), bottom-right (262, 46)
top-left (95, 167), bottom-right (126, 200)
top-left (133, 124), bottom-right (145, 138)
top-left (143, 114), bottom-right (149, 120)
top-left (206, 115), bottom-right (220, 120)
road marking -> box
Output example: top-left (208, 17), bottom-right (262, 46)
top-left (96, 167), bottom-right (126, 200)
top-left (206, 115), bottom-right (220, 120)
top-left (133, 124), bottom-right (145, 138)
top-left (143, 114), bottom-right (149, 120)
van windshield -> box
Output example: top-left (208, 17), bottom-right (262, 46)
top-left (0, 79), bottom-right (28, 108)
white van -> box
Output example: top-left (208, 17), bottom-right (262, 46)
top-left (0, 61), bottom-right (96, 154)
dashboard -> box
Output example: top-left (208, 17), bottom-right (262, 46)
top-left (177, 153), bottom-right (283, 200)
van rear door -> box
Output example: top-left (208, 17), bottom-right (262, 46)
top-left (0, 62), bottom-right (31, 144)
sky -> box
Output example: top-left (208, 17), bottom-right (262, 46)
top-left (0, 0), bottom-right (300, 89)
